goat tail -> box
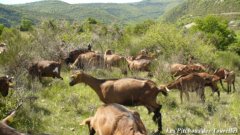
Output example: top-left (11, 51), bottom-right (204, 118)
top-left (80, 117), bottom-right (92, 126)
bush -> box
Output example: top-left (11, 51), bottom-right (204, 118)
top-left (136, 23), bottom-right (216, 64)
top-left (228, 42), bottom-right (240, 55)
top-left (133, 20), bottom-right (155, 35)
top-left (20, 19), bottom-right (33, 31)
top-left (192, 15), bottom-right (236, 50)
top-left (87, 18), bottom-right (98, 24)
top-left (214, 51), bottom-right (240, 70)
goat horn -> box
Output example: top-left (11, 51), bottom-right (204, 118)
top-left (165, 87), bottom-right (170, 92)
top-left (2, 111), bottom-right (16, 124)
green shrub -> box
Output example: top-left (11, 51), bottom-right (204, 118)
top-left (133, 20), bottom-right (155, 35)
top-left (20, 19), bottom-right (33, 31)
top-left (214, 51), bottom-right (240, 70)
top-left (192, 15), bottom-right (236, 50)
top-left (228, 42), bottom-right (240, 55)
top-left (87, 18), bottom-right (98, 24)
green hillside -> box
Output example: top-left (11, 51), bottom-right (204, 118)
top-left (0, 4), bottom-right (23, 27)
top-left (163, 0), bottom-right (240, 23)
top-left (8, 0), bottom-right (181, 25)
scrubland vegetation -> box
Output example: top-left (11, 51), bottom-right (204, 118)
top-left (0, 4), bottom-right (240, 135)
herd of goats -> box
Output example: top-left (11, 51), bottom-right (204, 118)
top-left (0, 43), bottom-right (237, 135)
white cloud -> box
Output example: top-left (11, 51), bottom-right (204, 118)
top-left (0, 0), bottom-right (142, 5)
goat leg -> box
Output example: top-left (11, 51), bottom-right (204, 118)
top-left (201, 93), bottom-right (205, 103)
top-left (180, 91), bottom-right (183, 103)
top-left (227, 84), bottom-right (230, 94)
top-left (233, 82), bottom-right (236, 92)
top-left (220, 80), bottom-right (225, 90)
top-left (229, 84), bottom-right (232, 93)
top-left (185, 91), bottom-right (190, 102)
top-left (152, 105), bottom-right (162, 132)
top-left (217, 90), bottom-right (220, 101)
top-left (89, 129), bottom-right (95, 135)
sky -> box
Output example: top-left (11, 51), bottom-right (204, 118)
top-left (0, 0), bottom-right (143, 5)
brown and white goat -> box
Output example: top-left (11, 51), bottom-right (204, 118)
top-left (28, 60), bottom-right (63, 81)
top-left (81, 103), bottom-right (147, 135)
top-left (69, 71), bottom-right (168, 133)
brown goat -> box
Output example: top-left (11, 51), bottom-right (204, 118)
top-left (126, 57), bottom-right (151, 72)
top-left (170, 63), bottom-right (206, 78)
top-left (70, 51), bottom-right (103, 69)
top-left (197, 72), bottom-right (220, 98)
top-left (0, 76), bottom-right (14, 97)
top-left (81, 103), bottom-right (147, 135)
top-left (134, 50), bottom-right (154, 61)
top-left (213, 68), bottom-right (230, 89)
top-left (28, 60), bottom-right (63, 81)
top-left (104, 50), bottom-right (127, 69)
top-left (0, 111), bottom-right (25, 135)
top-left (65, 44), bottom-right (92, 65)
top-left (161, 73), bottom-right (216, 103)
top-left (170, 63), bottom-right (186, 77)
top-left (69, 71), bottom-right (168, 133)
top-left (224, 70), bottom-right (236, 93)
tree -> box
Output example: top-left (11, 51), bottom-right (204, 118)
top-left (193, 15), bottom-right (236, 50)
top-left (20, 19), bottom-right (32, 31)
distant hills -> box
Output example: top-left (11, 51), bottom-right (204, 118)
top-left (163, 0), bottom-right (240, 23)
top-left (0, 0), bottom-right (181, 27)
top-left (0, 4), bottom-right (22, 27)
top-left (2, 0), bottom-right (240, 27)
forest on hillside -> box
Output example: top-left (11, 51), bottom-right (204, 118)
top-left (0, 0), bottom-right (181, 27)
top-left (0, 0), bottom-right (239, 135)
